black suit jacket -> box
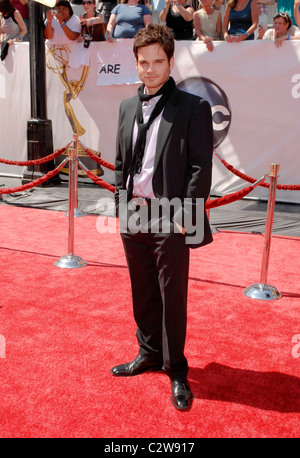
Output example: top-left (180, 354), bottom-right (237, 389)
top-left (115, 85), bottom-right (214, 248)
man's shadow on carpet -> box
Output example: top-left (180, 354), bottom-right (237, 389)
top-left (188, 362), bottom-right (300, 413)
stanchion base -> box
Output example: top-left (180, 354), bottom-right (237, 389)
top-left (210, 225), bottom-right (219, 234)
top-left (65, 208), bottom-right (87, 218)
top-left (243, 283), bottom-right (282, 301)
top-left (54, 254), bottom-right (87, 269)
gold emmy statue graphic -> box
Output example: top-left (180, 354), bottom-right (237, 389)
top-left (46, 44), bottom-right (103, 176)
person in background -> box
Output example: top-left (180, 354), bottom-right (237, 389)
top-left (44, 0), bottom-right (81, 44)
top-left (193, 0), bottom-right (222, 51)
top-left (278, 0), bottom-right (296, 25)
top-left (223, 0), bottom-right (258, 42)
top-left (11, 0), bottom-right (28, 41)
top-left (257, 11), bottom-right (300, 46)
top-left (150, 0), bottom-right (165, 24)
top-left (80, 0), bottom-right (105, 43)
top-left (106, 0), bottom-right (152, 41)
top-left (0, 0), bottom-right (27, 60)
top-left (159, 0), bottom-right (195, 40)
top-left (294, 0), bottom-right (300, 26)
top-left (97, 1), bottom-right (117, 33)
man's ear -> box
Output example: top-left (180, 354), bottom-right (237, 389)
top-left (169, 56), bottom-right (175, 71)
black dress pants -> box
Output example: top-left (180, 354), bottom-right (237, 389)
top-left (121, 228), bottom-right (190, 380)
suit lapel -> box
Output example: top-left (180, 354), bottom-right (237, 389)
top-left (154, 88), bottom-right (179, 172)
top-left (123, 97), bottom-right (138, 174)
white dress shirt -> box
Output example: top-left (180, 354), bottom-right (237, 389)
top-left (131, 95), bottom-right (163, 199)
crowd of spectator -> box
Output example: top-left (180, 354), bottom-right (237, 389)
top-left (43, 0), bottom-right (300, 50)
top-left (1, 0), bottom-right (300, 58)
top-left (0, 0), bottom-right (27, 60)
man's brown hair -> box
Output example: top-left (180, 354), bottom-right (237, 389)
top-left (133, 24), bottom-right (175, 62)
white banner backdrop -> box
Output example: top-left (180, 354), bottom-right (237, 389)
top-left (0, 40), bottom-right (299, 203)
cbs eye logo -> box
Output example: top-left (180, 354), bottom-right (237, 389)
top-left (177, 77), bottom-right (231, 148)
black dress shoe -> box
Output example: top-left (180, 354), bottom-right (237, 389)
top-left (171, 378), bottom-right (193, 410)
top-left (110, 355), bottom-right (162, 377)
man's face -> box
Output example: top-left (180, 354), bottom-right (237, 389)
top-left (136, 44), bottom-right (174, 95)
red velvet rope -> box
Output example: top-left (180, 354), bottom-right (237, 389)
top-left (1, 141), bottom-right (298, 211)
top-left (205, 185), bottom-right (255, 209)
top-left (81, 144), bottom-right (115, 171)
top-left (84, 169), bottom-right (116, 193)
top-left (0, 167), bottom-right (61, 195)
top-left (0, 144), bottom-right (71, 167)
top-left (215, 153), bottom-right (300, 191)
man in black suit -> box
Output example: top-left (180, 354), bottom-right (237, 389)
top-left (111, 24), bottom-right (213, 410)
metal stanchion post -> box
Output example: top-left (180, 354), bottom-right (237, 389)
top-left (55, 135), bottom-right (87, 269)
top-left (243, 164), bottom-right (282, 300)
top-left (65, 134), bottom-right (87, 218)
top-left (208, 150), bottom-right (219, 233)
top-left (207, 193), bottom-right (219, 234)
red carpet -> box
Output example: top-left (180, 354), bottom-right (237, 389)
top-left (0, 205), bottom-right (299, 438)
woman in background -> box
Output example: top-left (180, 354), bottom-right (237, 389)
top-left (223, 0), bottom-right (258, 42)
top-left (80, 0), bottom-right (105, 43)
top-left (11, 0), bottom-right (28, 41)
top-left (0, 0), bottom-right (27, 45)
top-left (160, 0), bottom-right (194, 40)
top-left (106, 0), bottom-right (152, 41)
top-left (194, 0), bottom-right (222, 51)
top-left (44, 0), bottom-right (81, 44)
top-left (258, 11), bottom-right (300, 46)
